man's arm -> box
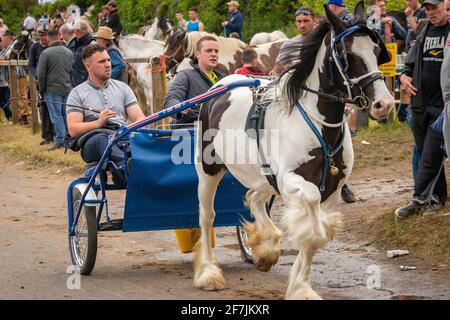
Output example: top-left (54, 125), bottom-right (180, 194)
top-left (228, 12), bottom-right (243, 33)
top-left (126, 104), bottom-right (146, 122)
top-left (392, 18), bottom-right (407, 41)
top-left (109, 50), bottom-right (126, 80)
top-left (36, 52), bottom-right (47, 94)
top-left (199, 22), bottom-right (204, 32)
top-left (67, 109), bottom-right (117, 138)
top-left (28, 44), bottom-right (38, 78)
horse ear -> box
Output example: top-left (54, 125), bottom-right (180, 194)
top-left (354, 1), bottom-right (366, 23)
top-left (324, 4), bottom-right (345, 33)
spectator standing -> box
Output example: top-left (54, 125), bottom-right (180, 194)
top-left (441, 0), bottom-right (450, 157)
top-left (235, 48), bottom-right (265, 75)
top-left (60, 23), bottom-right (76, 52)
top-left (71, 19), bottom-right (96, 88)
top-left (93, 27), bottom-right (125, 81)
top-left (98, 5), bottom-right (110, 27)
top-left (29, 26), bottom-right (54, 144)
top-left (175, 9), bottom-right (187, 33)
top-left (164, 36), bottom-right (225, 125)
top-left (37, 28), bottom-right (73, 151)
top-left (0, 18), bottom-right (8, 38)
top-left (271, 7), bottom-right (316, 76)
top-left (396, 0), bottom-right (450, 218)
top-left (222, 1), bottom-right (243, 39)
top-left (22, 13), bottom-right (37, 33)
top-left (106, 0), bottom-right (123, 36)
top-left (367, 0), bottom-right (407, 42)
top-left (326, 0), bottom-right (355, 26)
top-left (405, 0), bottom-right (427, 51)
top-left (187, 8), bottom-right (204, 33)
top-left (0, 31), bottom-right (13, 122)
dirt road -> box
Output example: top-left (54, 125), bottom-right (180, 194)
top-left (1, 158), bottom-right (449, 300)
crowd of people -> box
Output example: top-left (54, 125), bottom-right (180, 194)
top-left (0, 0), bottom-right (449, 218)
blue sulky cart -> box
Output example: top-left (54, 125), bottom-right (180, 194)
top-left (67, 79), bottom-right (261, 275)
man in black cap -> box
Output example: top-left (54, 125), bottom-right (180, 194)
top-left (396, 0), bottom-right (450, 218)
top-left (28, 26), bottom-right (54, 145)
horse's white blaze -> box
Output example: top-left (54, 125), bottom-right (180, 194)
top-left (351, 37), bottom-right (394, 118)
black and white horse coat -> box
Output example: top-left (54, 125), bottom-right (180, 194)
top-left (192, 2), bottom-right (394, 299)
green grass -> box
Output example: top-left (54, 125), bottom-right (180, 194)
top-left (373, 209), bottom-right (450, 265)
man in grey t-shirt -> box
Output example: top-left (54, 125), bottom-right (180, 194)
top-left (67, 44), bottom-right (145, 186)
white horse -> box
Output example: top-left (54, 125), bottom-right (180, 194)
top-left (250, 30), bottom-right (288, 46)
top-left (138, 16), bottom-right (173, 42)
top-left (193, 2), bottom-right (394, 299)
top-left (117, 35), bottom-right (165, 107)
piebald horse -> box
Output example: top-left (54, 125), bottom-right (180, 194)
top-left (193, 2), bottom-right (394, 299)
top-left (164, 31), bottom-right (285, 75)
top-left (138, 16), bottom-right (174, 42)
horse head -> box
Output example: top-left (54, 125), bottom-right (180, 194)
top-left (11, 31), bottom-right (33, 60)
top-left (158, 16), bottom-right (174, 38)
top-left (164, 29), bottom-right (187, 72)
top-left (285, 1), bottom-right (394, 123)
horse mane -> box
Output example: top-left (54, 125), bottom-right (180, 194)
top-left (284, 21), bottom-right (331, 111)
top-left (184, 31), bottom-right (247, 57)
top-left (119, 34), bottom-right (165, 46)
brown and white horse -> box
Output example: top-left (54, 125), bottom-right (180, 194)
top-left (250, 30), bottom-right (288, 46)
top-left (193, 2), bottom-right (394, 299)
top-left (164, 31), bottom-right (285, 75)
top-left (138, 16), bottom-right (174, 42)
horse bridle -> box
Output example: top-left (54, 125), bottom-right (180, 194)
top-left (303, 25), bottom-right (389, 111)
top-left (164, 33), bottom-right (187, 72)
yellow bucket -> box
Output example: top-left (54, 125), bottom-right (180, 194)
top-left (174, 228), bottom-right (216, 253)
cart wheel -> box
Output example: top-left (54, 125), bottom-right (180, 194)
top-left (69, 188), bottom-right (97, 275)
top-left (236, 198), bottom-right (274, 264)
top-left (236, 225), bottom-right (253, 263)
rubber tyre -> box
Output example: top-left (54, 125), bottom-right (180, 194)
top-left (69, 188), bottom-right (98, 276)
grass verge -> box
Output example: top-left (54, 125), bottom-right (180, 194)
top-left (0, 123), bottom-right (84, 175)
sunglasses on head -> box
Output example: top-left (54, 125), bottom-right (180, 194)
top-left (295, 8), bottom-right (313, 16)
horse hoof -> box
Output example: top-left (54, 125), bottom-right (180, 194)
top-left (194, 264), bottom-right (225, 291)
top-left (286, 287), bottom-right (323, 300)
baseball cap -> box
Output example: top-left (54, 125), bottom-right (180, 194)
top-left (421, 0), bottom-right (443, 7)
top-left (325, 0), bottom-right (345, 7)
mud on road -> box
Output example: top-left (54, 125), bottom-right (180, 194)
top-left (0, 158), bottom-right (449, 300)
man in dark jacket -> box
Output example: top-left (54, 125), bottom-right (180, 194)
top-left (222, 1), bottom-right (243, 39)
top-left (164, 36), bottom-right (225, 125)
top-left (71, 19), bottom-right (96, 87)
top-left (93, 26), bottom-right (125, 80)
top-left (28, 26), bottom-right (54, 145)
top-left (396, 0), bottom-right (450, 218)
top-left (106, 0), bottom-right (123, 37)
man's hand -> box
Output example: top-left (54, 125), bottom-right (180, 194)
top-left (222, 21), bottom-right (228, 27)
top-left (400, 74), bottom-right (418, 96)
top-left (381, 17), bottom-right (393, 25)
top-left (181, 108), bottom-right (191, 115)
top-left (405, 6), bottom-right (413, 17)
top-left (97, 108), bottom-right (116, 126)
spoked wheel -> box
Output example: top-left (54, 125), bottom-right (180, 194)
top-left (236, 197), bottom-right (274, 264)
top-left (69, 188), bottom-right (98, 276)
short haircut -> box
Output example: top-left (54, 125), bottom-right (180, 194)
top-left (242, 48), bottom-right (258, 64)
top-left (46, 28), bottom-right (59, 41)
top-left (196, 35), bottom-right (218, 52)
top-left (295, 7), bottom-right (315, 18)
top-left (176, 9), bottom-right (183, 14)
top-left (60, 23), bottom-right (74, 35)
top-left (74, 18), bottom-right (89, 32)
top-left (82, 44), bottom-right (106, 62)
top-left (189, 7), bottom-right (199, 13)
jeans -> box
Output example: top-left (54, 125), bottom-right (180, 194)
top-left (0, 86), bottom-right (12, 120)
top-left (406, 109), bottom-right (420, 179)
top-left (44, 92), bottom-right (68, 144)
